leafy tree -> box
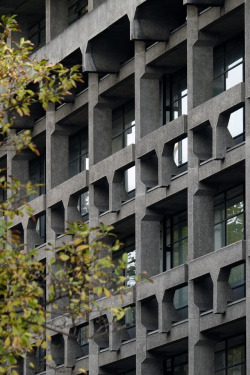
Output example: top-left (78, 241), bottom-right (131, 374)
top-left (0, 15), bottom-right (137, 375)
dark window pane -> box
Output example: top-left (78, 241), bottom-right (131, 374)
top-left (213, 75), bottom-right (224, 96)
top-left (215, 351), bottom-right (226, 372)
top-left (112, 135), bottom-right (123, 154)
top-left (174, 286), bottom-right (188, 310)
top-left (173, 238), bottom-right (188, 267)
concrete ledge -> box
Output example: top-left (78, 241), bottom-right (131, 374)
top-left (89, 144), bottom-right (135, 183)
top-left (200, 299), bottom-right (246, 332)
top-left (147, 323), bottom-right (188, 351)
top-left (47, 170), bottom-right (89, 208)
top-left (55, 90), bottom-right (88, 124)
top-left (137, 264), bottom-right (188, 301)
top-left (189, 240), bottom-right (246, 280)
top-left (137, 115), bottom-right (187, 159)
top-left (146, 173), bottom-right (188, 208)
top-left (189, 83), bottom-right (245, 131)
top-left (99, 339), bottom-right (136, 367)
top-left (100, 201), bottom-right (135, 227)
top-left (199, 144), bottom-right (245, 181)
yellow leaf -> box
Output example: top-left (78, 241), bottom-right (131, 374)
top-left (45, 354), bottom-right (52, 361)
top-left (45, 332), bottom-right (51, 341)
top-left (4, 336), bottom-right (10, 347)
top-left (29, 362), bottom-right (35, 369)
top-left (41, 341), bottom-right (47, 349)
top-left (73, 238), bottom-right (82, 246)
top-left (76, 244), bottom-right (89, 251)
top-left (79, 369), bottom-right (87, 374)
top-left (104, 288), bottom-right (111, 298)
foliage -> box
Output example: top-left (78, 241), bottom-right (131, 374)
top-left (0, 218), bottom-right (129, 374)
top-left (0, 15), bottom-right (82, 152)
top-left (0, 15), bottom-right (139, 375)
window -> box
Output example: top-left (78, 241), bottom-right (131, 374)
top-left (173, 286), bottom-right (188, 321)
top-left (112, 101), bottom-right (135, 154)
top-left (213, 35), bottom-right (244, 97)
top-left (214, 185), bottom-right (244, 251)
top-left (227, 107), bottom-right (245, 145)
top-left (115, 235), bottom-right (136, 287)
top-left (166, 352), bottom-right (188, 375)
top-left (69, 129), bottom-right (88, 178)
top-left (173, 137), bottom-right (188, 172)
top-left (77, 191), bottom-right (89, 220)
top-left (77, 324), bottom-right (89, 357)
top-left (228, 263), bottom-right (245, 301)
top-left (29, 153), bottom-right (45, 200)
top-left (28, 19), bottom-right (45, 50)
top-left (68, 0), bottom-right (88, 25)
top-left (162, 211), bottom-right (188, 271)
top-left (214, 334), bottom-right (245, 375)
top-left (94, 315), bottom-right (109, 350)
top-left (164, 68), bottom-right (187, 124)
top-left (124, 166), bottom-right (136, 200)
top-left (123, 306), bottom-right (136, 340)
top-left (35, 346), bottom-right (46, 373)
top-left (36, 214), bottom-right (46, 244)
top-left (51, 334), bottom-right (64, 366)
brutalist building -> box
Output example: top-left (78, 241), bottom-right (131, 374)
top-left (0, 0), bottom-right (249, 374)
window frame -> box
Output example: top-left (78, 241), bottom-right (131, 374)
top-left (163, 68), bottom-right (187, 125)
top-left (123, 165), bottom-right (136, 200)
top-left (227, 106), bottom-right (245, 145)
top-left (76, 324), bottom-right (89, 357)
top-left (173, 285), bottom-right (188, 322)
top-left (68, 0), bottom-right (88, 25)
top-left (161, 210), bottom-right (188, 271)
top-left (213, 34), bottom-right (244, 97)
top-left (114, 235), bottom-right (136, 286)
top-left (214, 184), bottom-right (245, 251)
top-left (68, 128), bottom-right (89, 178)
top-left (165, 352), bottom-right (188, 375)
top-left (29, 153), bottom-right (46, 200)
top-left (228, 263), bottom-right (246, 301)
top-left (36, 213), bottom-right (46, 244)
top-left (214, 334), bottom-right (246, 375)
top-left (77, 190), bottom-right (89, 221)
top-left (112, 101), bottom-right (135, 154)
top-left (28, 19), bottom-right (45, 50)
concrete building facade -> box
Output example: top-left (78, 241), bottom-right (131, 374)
top-left (0, 0), bottom-right (249, 374)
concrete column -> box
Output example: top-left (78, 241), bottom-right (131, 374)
top-left (89, 320), bottom-right (100, 375)
top-left (134, 41), bottom-right (161, 139)
top-left (136, 301), bottom-right (147, 375)
top-left (189, 280), bottom-right (215, 375)
top-left (187, 5), bottom-right (215, 375)
top-left (244, 1), bottom-right (250, 373)
top-left (187, 6), bottom-right (214, 110)
top-left (46, 0), bottom-right (68, 43)
top-left (138, 215), bottom-right (161, 277)
top-left (88, 73), bottom-right (112, 165)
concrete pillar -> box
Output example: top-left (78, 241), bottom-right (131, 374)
top-left (46, 0), bottom-right (68, 43)
top-left (187, 6), bottom-right (214, 110)
top-left (88, 73), bottom-right (112, 165)
top-left (134, 41), bottom-right (161, 139)
top-left (187, 5), bottom-right (215, 374)
top-left (189, 280), bottom-right (215, 375)
top-left (88, 320), bottom-right (100, 375)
